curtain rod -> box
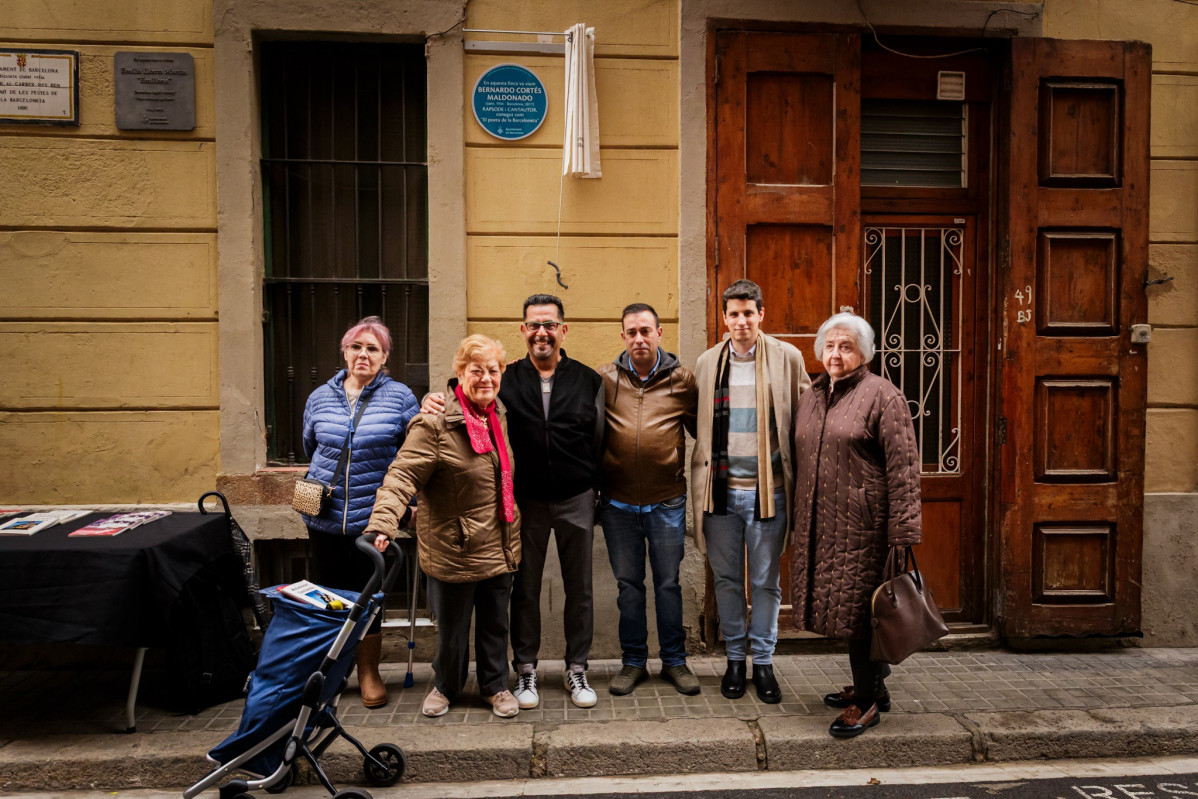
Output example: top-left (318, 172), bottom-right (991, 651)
top-left (462, 28), bottom-right (571, 37)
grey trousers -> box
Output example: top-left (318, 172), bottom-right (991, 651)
top-left (509, 489), bottom-right (596, 670)
top-left (427, 571), bottom-right (513, 700)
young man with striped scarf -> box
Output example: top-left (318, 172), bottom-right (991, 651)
top-left (690, 279), bottom-right (811, 703)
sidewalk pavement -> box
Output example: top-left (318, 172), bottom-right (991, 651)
top-left (2, 648), bottom-right (1197, 792)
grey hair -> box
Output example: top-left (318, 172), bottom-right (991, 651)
top-left (814, 313), bottom-right (876, 363)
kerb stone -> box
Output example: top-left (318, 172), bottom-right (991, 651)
top-left (758, 713), bottom-right (973, 770)
top-left (544, 718), bottom-right (757, 778)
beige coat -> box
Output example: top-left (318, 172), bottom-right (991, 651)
top-left (789, 366), bottom-right (922, 639)
top-left (365, 391), bottom-right (521, 583)
top-left (689, 333), bottom-right (811, 554)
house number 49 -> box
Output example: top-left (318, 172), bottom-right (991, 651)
top-left (1014, 285), bottom-right (1033, 324)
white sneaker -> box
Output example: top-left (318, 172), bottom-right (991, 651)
top-left (564, 668), bottom-right (598, 708)
top-left (513, 670), bottom-right (539, 709)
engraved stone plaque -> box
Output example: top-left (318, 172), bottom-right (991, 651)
top-left (114, 52), bottom-right (195, 131)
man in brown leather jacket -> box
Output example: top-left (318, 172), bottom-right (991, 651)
top-left (597, 303), bottom-right (699, 696)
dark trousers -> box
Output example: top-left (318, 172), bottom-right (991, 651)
top-left (307, 527), bottom-right (381, 634)
top-left (509, 489), bottom-right (595, 670)
top-left (427, 572), bottom-right (514, 699)
top-left (848, 638), bottom-right (892, 705)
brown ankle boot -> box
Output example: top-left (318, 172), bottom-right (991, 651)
top-left (356, 633), bottom-right (388, 708)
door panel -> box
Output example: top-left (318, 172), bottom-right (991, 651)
top-left (713, 31), bottom-right (860, 348)
top-left (999, 38), bottom-right (1149, 637)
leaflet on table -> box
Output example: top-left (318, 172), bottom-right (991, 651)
top-left (69, 510), bottom-right (173, 537)
top-left (0, 509), bottom-right (93, 535)
top-left (278, 580), bottom-right (347, 610)
top-left (0, 509), bottom-right (25, 521)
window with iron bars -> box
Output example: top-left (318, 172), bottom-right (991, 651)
top-left (260, 40), bottom-right (430, 465)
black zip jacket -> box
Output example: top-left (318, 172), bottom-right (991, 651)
top-left (499, 350), bottom-right (604, 503)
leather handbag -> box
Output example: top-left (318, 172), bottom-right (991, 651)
top-left (291, 391), bottom-right (373, 517)
top-left (870, 546), bottom-right (948, 665)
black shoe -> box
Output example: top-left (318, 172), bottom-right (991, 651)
top-left (720, 660), bottom-right (746, 699)
top-left (822, 684), bottom-right (891, 712)
top-left (752, 663), bottom-right (781, 704)
top-left (829, 703), bottom-right (880, 738)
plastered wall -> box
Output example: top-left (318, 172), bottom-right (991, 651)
top-left (462, 0), bottom-right (681, 373)
top-left (0, 1), bottom-right (219, 503)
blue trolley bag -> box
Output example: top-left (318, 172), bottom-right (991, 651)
top-left (207, 584), bottom-right (381, 777)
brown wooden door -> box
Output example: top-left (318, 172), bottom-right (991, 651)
top-left (998, 38), bottom-right (1150, 637)
top-left (710, 31), bottom-right (860, 635)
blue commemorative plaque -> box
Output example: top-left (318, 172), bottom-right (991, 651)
top-left (472, 63), bottom-right (548, 141)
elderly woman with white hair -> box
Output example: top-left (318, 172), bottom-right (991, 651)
top-left (789, 312), bottom-right (922, 739)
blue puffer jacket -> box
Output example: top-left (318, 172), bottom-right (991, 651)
top-left (300, 369), bottom-right (419, 536)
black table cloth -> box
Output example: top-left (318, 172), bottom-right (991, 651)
top-left (0, 511), bottom-right (240, 647)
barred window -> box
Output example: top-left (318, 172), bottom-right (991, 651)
top-left (260, 41), bottom-right (430, 464)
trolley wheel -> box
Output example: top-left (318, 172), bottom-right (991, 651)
top-left (219, 781), bottom-right (251, 799)
top-left (331, 790), bottom-right (373, 799)
top-left (263, 764), bottom-right (295, 794)
top-left (364, 742), bottom-right (406, 787)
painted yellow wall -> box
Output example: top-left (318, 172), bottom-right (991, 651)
top-left (1044, 0), bottom-right (1198, 493)
top-left (463, 0), bottom-right (679, 370)
top-left (0, 2), bottom-right (217, 503)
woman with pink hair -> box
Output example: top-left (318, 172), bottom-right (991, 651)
top-left (299, 316), bottom-right (419, 709)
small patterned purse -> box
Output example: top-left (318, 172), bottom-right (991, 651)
top-left (292, 390), bottom-right (373, 517)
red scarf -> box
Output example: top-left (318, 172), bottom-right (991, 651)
top-left (454, 384), bottom-right (515, 524)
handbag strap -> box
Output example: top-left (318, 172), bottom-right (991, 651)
top-left (881, 545), bottom-right (920, 590)
top-left (323, 388), bottom-right (375, 487)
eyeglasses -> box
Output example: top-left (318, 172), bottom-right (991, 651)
top-left (525, 321), bottom-right (561, 332)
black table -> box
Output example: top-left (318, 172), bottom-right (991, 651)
top-left (0, 511), bottom-right (243, 729)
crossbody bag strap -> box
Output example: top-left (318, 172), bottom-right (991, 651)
top-left (327, 389), bottom-right (374, 487)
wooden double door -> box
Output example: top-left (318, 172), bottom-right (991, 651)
top-left (709, 30), bottom-right (1148, 639)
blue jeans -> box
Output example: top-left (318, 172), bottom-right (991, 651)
top-left (599, 495), bottom-right (688, 668)
top-left (704, 489), bottom-right (787, 663)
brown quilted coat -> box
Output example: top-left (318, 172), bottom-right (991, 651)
top-left (365, 390), bottom-right (521, 584)
top-left (790, 366), bottom-right (922, 639)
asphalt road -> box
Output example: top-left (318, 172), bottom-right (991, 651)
top-left (7, 761), bottom-right (1198, 799)
top-left (516, 773), bottom-right (1198, 799)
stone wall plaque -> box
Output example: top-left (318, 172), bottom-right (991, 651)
top-left (114, 52), bottom-right (195, 131)
top-left (0, 49), bottom-right (79, 125)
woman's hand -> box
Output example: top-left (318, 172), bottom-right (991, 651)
top-left (372, 533), bottom-right (390, 552)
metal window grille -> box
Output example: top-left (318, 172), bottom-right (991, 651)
top-left (861, 99), bottom-right (966, 188)
top-left (260, 41), bottom-right (430, 464)
top-left (865, 226), bottom-right (964, 474)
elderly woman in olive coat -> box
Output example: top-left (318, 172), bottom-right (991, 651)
top-left (790, 312), bottom-right (922, 739)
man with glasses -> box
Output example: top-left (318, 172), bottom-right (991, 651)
top-left (420, 294), bottom-right (604, 709)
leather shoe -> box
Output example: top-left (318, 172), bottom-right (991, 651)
top-left (752, 663), bottom-right (781, 704)
top-left (829, 703), bottom-right (880, 738)
top-left (720, 660), bottom-right (746, 699)
top-left (823, 684), bottom-right (891, 712)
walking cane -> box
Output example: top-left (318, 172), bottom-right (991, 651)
top-left (404, 540), bottom-right (419, 688)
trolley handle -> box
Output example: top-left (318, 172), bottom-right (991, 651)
top-left (353, 534), bottom-right (403, 615)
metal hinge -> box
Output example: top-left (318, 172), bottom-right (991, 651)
top-left (997, 416), bottom-right (1007, 445)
